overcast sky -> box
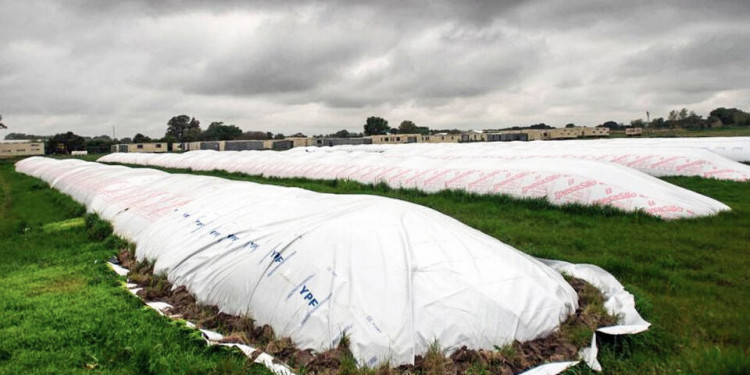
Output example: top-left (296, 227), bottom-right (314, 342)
top-left (1, 0), bottom-right (749, 138)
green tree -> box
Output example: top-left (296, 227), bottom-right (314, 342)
top-left (333, 129), bottom-right (351, 138)
top-left (202, 122), bottom-right (243, 141)
top-left (682, 111), bottom-right (704, 129)
top-left (396, 120), bottom-right (430, 135)
top-left (649, 117), bottom-right (666, 128)
top-left (709, 107), bottom-right (750, 126)
top-left (529, 123), bottom-right (554, 130)
top-left (678, 108), bottom-right (689, 121)
top-left (160, 135), bottom-right (178, 144)
top-left (166, 115), bottom-right (201, 142)
top-left (184, 127), bottom-right (202, 142)
top-left (273, 133), bottom-right (285, 140)
top-left (710, 108), bottom-right (734, 125)
top-left (630, 119), bottom-right (645, 127)
top-left (46, 132), bottom-right (86, 154)
top-left (133, 133), bottom-right (151, 143)
top-left (85, 135), bottom-right (114, 154)
top-left (363, 116), bottom-right (390, 136)
top-left (706, 115), bottom-right (722, 127)
top-left (597, 121), bottom-right (624, 130)
top-left (565, 123), bottom-right (576, 128)
top-left (398, 120), bottom-right (418, 133)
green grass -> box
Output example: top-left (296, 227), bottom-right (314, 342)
top-left (3, 156), bottom-right (749, 374)
top-left (0, 159), bottom-right (272, 375)
top-left (107, 163), bottom-right (750, 375)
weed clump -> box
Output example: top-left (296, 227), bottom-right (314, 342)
top-left (85, 213), bottom-right (113, 241)
top-left (561, 277), bottom-right (619, 348)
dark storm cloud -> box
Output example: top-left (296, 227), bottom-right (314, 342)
top-left (66, 0), bottom-right (526, 24)
top-left (615, 30), bottom-right (750, 108)
top-left (185, 16), bottom-right (374, 96)
top-left (1, 0), bottom-right (749, 137)
top-left (314, 26), bottom-right (544, 108)
top-left (622, 31), bottom-right (750, 76)
top-left (161, 1), bottom-right (539, 103)
top-left (185, 15), bottom-right (543, 108)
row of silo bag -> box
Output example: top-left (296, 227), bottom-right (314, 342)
top-left (97, 137), bottom-right (750, 219)
top-left (297, 137), bottom-right (750, 181)
top-left (16, 157), bottom-right (649, 374)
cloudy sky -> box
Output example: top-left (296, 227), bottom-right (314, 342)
top-left (1, 0), bottom-right (749, 138)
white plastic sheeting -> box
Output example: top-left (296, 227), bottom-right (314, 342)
top-left (587, 136), bottom-right (750, 162)
top-left (538, 259), bottom-right (652, 372)
top-left (99, 150), bottom-right (731, 219)
top-left (295, 142), bottom-right (750, 181)
top-left (17, 157), bottom-right (581, 367)
top-left (301, 136), bottom-right (750, 163)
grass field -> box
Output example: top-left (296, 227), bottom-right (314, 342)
top-left (0, 160), bottom-right (272, 375)
top-left (2, 157), bottom-right (749, 374)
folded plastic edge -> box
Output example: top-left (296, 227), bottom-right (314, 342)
top-left (106, 258), bottom-right (650, 375)
top-left (535, 258), bottom-right (651, 373)
top-left (108, 262), bottom-right (296, 375)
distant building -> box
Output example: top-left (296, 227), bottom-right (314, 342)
top-left (111, 142), bottom-right (168, 153)
top-left (461, 131), bottom-right (487, 142)
top-left (0, 141), bottom-right (45, 158)
top-left (482, 126), bottom-right (609, 141)
top-left (312, 137), bottom-right (372, 147)
top-left (369, 134), bottom-right (421, 144)
top-left (224, 140), bottom-right (265, 151)
top-left (263, 139), bottom-right (294, 150)
top-left (287, 137), bottom-right (316, 148)
top-left (546, 127), bottom-right (582, 139)
top-left (483, 129), bottom-right (544, 141)
top-left (581, 127), bottom-right (610, 137)
top-left (178, 139), bottom-right (292, 152)
top-left (419, 133), bottom-right (461, 143)
top-left (485, 132), bottom-right (528, 142)
top-left (626, 127), bottom-right (643, 136)
top-left (109, 125), bottom-right (614, 154)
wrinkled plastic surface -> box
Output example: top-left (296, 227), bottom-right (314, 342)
top-left (99, 149), bottom-right (731, 219)
top-left (590, 136), bottom-right (750, 162)
top-left (16, 157), bottom-right (579, 367)
top-left (298, 136), bottom-right (750, 164)
top-left (297, 142), bottom-right (750, 181)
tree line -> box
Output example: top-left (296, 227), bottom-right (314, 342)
top-left (362, 117), bottom-right (432, 136)
top-left (368, 107), bottom-right (750, 135)
top-left (160, 115), bottom-right (299, 143)
top-left (2, 107), bottom-right (749, 154)
top-left (597, 107), bottom-right (750, 131)
top-left (3, 114), bottom-right (305, 154)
